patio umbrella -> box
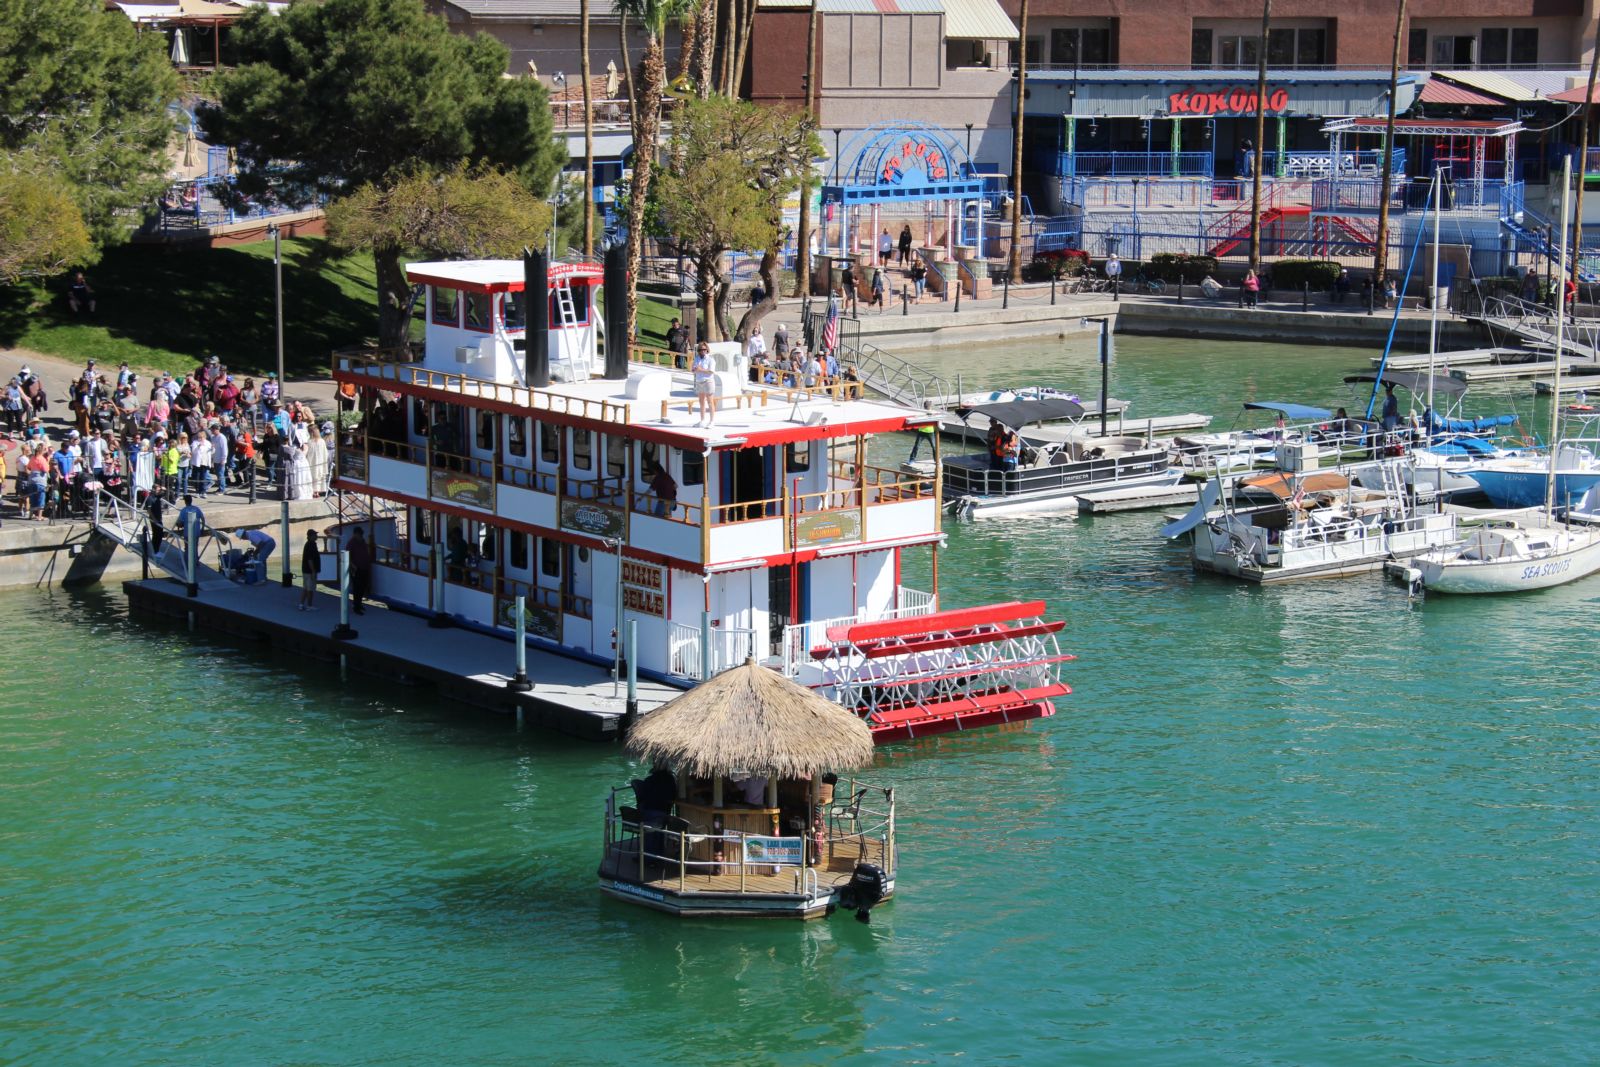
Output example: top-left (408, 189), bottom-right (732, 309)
top-left (170, 28), bottom-right (189, 66)
top-left (626, 658), bottom-right (874, 780)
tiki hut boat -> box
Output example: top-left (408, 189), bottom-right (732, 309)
top-left (599, 658), bottom-right (897, 920)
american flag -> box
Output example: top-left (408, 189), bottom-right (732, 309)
top-left (821, 295), bottom-right (840, 354)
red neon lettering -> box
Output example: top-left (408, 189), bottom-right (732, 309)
top-left (1228, 90), bottom-right (1249, 112)
top-left (927, 151), bottom-right (942, 169)
top-left (1169, 92), bottom-right (1190, 114)
top-left (1269, 88), bottom-right (1289, 111)
top-left (930, 166), bottom-right (947, 179)
top-left (1209, 92), bottom-right (1231, 113)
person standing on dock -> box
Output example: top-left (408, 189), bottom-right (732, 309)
top-left (177, 494), bottom-right (204, 568)
top-left (878, 229), bottom-right (894, 266)
top-left (298, 529), bottom-right (320, 611)
top-left (234, 527), bottom-right (275, 571)
top-left (898, 225), bottom-right (913, 266)
top-left (346, 526), bottom-right (372, 615)
top-left (773, 323), bottom-right (789, 355)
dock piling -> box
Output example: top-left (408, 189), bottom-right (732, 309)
top-left (280, 499), bottom-right (291, 587)
top-left (184, 517), bottom-right (198, 598)
top-left (429, 542), bottom-right (450, 628)
top-left (508, 593), bottom-right (533, 692)
top-left (623, 619), bottom-right (638, 738)
top-left (331, 549), bottom-right (358, 640)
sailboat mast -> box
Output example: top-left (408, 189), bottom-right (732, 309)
top-left (1547, 156), bottom-right (1571, 524)
top-left (1427, 165), bottom-right (1441, 438)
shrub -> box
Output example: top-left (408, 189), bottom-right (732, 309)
top-left (1032, 247), bottom-right (1090, 279)
top-left (1271, 259), bottom-right (1344, 291)
top-left (1146, 253), bottom-right (1218, 283)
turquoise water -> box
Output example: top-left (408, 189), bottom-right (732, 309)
top-left (5, 337), bottom-right (1600, 1064)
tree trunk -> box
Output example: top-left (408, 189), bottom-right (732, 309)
top-left (1247, 0), bottom-right (1271, 272)
top-left (1571, 47), bottom-right (1600, 283)
top-left (374, 244), bottom-right (411, 350)
top-left (1373, 0), bottom-right (1407, 288)
top-left (1007, 0), bottom-right (1029, 280)
top-left (581, 0), bottom-right (595, 258)
top-left (732, 0), bottom-right (756, 96)
top-left (792, 0), bottom-right (819, 298)
top-left (625, 35), bottom-right (666, 343)
top-left (692, 0), bottom-right (715, 97)
top-left (736, 248), bottom-right (780, 341)
top-left (697, 251), bottom-right (721, 341)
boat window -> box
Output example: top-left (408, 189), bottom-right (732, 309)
top-left (681, 449), bottom-right (704, 487)
top-left (431, 286), bottom-right (459, 326)
top-left (551, 281), bottom-right (589, 326)
top-left (540, 537), bottom-right (561, 577)
top-left (605, 434), bottom-right (627, 478)
top-left (507, 417), bottom-right (527, 458)
top-left (638, 440), bottom-right (659, 482)
top-left (414, 507), bottom-right (433, 545)
top-left (786, 440), bottom-right (811, 472)
top-left (502, 291), bottom-right (525, 330)
top-left (509, 530), bottom-right (528, 569)
top-left (477, 411), bottom-right (495, 452)
top-left (539, 421), bottom-right (559, 463)
top-left (578, 546), bottom-right (590, 563)
top-left (463, 291), bottom-right (491, 331)
top-left (411, 399), bottom-right (429, 437)
top-left (572, 429), bottom-right (593, 470)
top-left (479, 525), bottom-right (496, 561)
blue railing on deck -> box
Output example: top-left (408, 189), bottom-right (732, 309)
top-left (1039, 151), bottom-right (1214, 179)
top-left (1258, 148), bottom-right (1404, 177)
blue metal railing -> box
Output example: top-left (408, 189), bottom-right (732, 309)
top-left (1037, 151), bottom-right (1214, 179)
top-left (1258, 148), bottom-right (1404, 177)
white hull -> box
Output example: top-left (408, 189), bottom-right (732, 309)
top-left (955, 468), bottom-right (1183, 518)
top-left (1414, 526), bottom-right (1600, 593)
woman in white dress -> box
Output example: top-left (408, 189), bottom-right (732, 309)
top-left (284, 434), bottom-right (313, 501)
top-left (306, 424), bottom-right (329, 498)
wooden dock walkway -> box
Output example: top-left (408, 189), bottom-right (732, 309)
top-left (123, 575), bottom-right (681, 739)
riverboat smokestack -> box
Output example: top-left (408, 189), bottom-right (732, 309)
top-left (603, 243), bottom-right (629, 380)
top-left (525, 248), bottom-right (550, 388)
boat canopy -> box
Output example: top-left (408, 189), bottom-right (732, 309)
top-left (1429, 436), bottom-right (1499, 457)
top-left (1243, 401), bottom-right (1333, 420)
top-left (959, 396), bottom-right (1085, 429)
top-left (1241, 471), bottom-right (1351, 498)
top-left (1343, 371), bottom-right (1467, 398)
top-left (1428, 412), bottom-right (1517, 433)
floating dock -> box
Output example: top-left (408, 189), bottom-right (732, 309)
top-left (123, 575), bottom-right (679, 740)
top-left (1376, 347), bottom-right (1532, 371)
top-left (1076, 483), bottom-right (1201, 514)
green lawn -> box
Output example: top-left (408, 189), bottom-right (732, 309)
top-left (0, 237), bottom-right (380, 379)
top-left (0, 236), bottom-right (690, 379)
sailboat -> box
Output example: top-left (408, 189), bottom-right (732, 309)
top-left (1408, 158), bottom-right (1600, 594)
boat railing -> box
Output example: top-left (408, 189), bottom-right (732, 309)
top-left (656, 380), bottom-right (866, 423)
top-left (426, 445), bottom-right (495, 482)
top-left (499, 464), bottom-right (559, 494)
top-left (336, 350), bottom-right (632, 426)
top-left (602, 782), bottom-right (895, 895)
top-left (708, 494), bottom-right (785, 526)
top-left (830, 459), bottom-right (937, 504)
top-left (668, 620), bottom-right (758, 679)
top-left (779, 587), bottom-right (938, 676)
top-left (493, 575), bottom-right (578, 623)
top-left (629, 487), bottom-right (703, 525)
top-left (943, 448), bottom-right (1167, 498)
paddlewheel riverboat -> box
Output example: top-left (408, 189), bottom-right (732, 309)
top-left (330, 251), bottom-right (1072, 740)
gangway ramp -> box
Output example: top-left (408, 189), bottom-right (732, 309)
top-left (91, 489), bottom-right (232, 590)
top-left (1468, 295), bottom-right (1600, 366)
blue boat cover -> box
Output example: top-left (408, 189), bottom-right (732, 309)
top-left (1428, 412), bottom-right (1517, 434)
top-left (1428, 436), bottom-right (1498, 457)
top-left (1243, 401), bottom-right (1333, 420)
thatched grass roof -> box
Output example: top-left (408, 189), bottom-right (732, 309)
top-left (626, 659), bottom-right (874, 779)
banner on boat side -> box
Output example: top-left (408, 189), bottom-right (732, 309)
top-left (795, 509), bottom-right (862, 548)
top-left (431, 469), bottom-right (494, 510)
top-left (561, 500), bottom-right (625, 539)
top-left (621, 560), bottom-right (665, 617)
top-left (496, 596), bottom-right (561, 641)
top-left (337, 448), bottom-right (368, 481)
top-left (743, 836), bottom-right (804, 866)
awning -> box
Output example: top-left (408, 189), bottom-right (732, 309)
top-left (114, 3), bottom-right (183, 20)
top-left (959, 396), bottom-right (1085, 428)
top-left (1343, 371), bottom-right (1468, 398)
top-left (1549, 83), bottom-right (1600, 105)
top-left (1243, 401), bottom-right (1332, 420)
top-left (1433, 70), bottom-right (1541, 103)
top-left (1419, 77), bottom-right (1505, 107)
top-left (1241, 471), bottom-right (1350, 498)
top-left (942, 0), bottom-right (1017, 40)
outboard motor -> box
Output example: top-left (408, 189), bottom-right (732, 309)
top-left (838, 863), bottom-right (889, 923)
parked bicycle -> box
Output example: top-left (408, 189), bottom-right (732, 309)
top-left (1067, 274), bottom-right (1111, 295)
top-left (1132, 271), bottom-right (1165, 295)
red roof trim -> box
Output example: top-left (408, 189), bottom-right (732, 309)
top-left (733, 415), bottom-right (915, 449)
top-left (838, 599), bottom-right (1050, 643)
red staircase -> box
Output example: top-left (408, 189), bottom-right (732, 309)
top-left (1208, 205), bottom-right (1311, 258)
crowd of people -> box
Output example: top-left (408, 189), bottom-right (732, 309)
top-left (2, 355), bottom-right (335, 525)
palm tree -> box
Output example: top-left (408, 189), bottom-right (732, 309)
top-left (614, 0), bottom-right (693, 340)
top-left (1373, 0), bottom-right (1407, 292)
top-left (1247, 0), bottom-right (1271, 272)
top-left (792, 0), bottom-right (819, 298)
top-left (1007, 0), bottom-right (1029, 282)
top-left (581, 0), bottom-right (595, 258)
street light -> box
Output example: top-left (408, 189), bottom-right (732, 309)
top-left (832, 128), bottom-right (842, 182)
top-left (267, 221), bottom-right (291, 588)
top-left (965, 122), bottom-right (974, 158)
top-left (1081, 316), bottom-right (1112, 436)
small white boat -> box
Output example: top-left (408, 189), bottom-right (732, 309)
top-left (944, 396), bottom-right (1178, 519)
top-left (1404, 157), bottom-right (1600, 597)
top-left (1407, 522), bottom-right (1600, 593)
top-left (1164, 460), bottom-right (1458, 583)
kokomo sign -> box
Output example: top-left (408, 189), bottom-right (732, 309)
top-left (1167, 87), bottom-right (1291, 116)
top-left (880, 135), bottom-right (951, 183)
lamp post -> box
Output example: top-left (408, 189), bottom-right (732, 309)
top-left (1081, 316), bottom-right (1112, 436)
top-left (268, 221), bottom-right (291, 588)
top-left (965, 122), bottom-right (974, 158)
top-left (832, 128), bottom-right (843, 182)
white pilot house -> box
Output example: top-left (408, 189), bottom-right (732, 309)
top-left (331, 252), bottom-right (1071, 741)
